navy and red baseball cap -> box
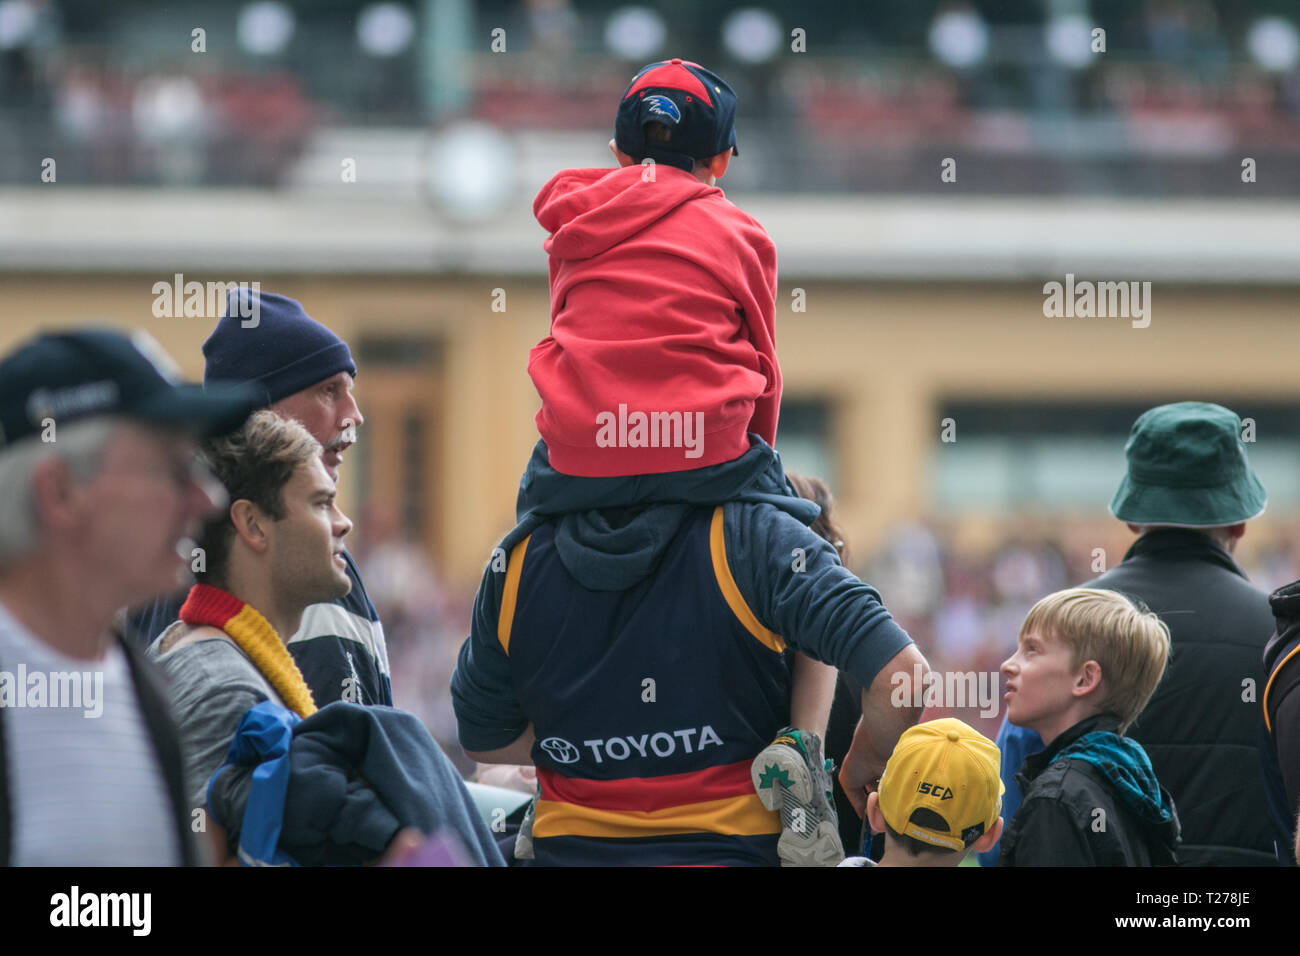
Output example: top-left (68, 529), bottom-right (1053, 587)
top-left (614, 58), bottom-right (739, 173)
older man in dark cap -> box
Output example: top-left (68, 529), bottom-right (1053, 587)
top-left (0, 329), bottom-right (259, 865)
top-left (983, 401), bottom-right (1279, 866)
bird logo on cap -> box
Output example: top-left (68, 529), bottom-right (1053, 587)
top-left (643, 94), bottom-right (681, 124)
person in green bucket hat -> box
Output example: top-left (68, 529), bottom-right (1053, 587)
top-left (982, 401), bottom-right (1281, 867)
top-left (1109, 402), bottom-right (1267, 529)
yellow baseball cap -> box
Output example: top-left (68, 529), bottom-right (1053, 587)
top-left (877, 718), bottom-right (1004, 852)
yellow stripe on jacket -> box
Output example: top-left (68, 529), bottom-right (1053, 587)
top-left (709, 506), bottom-right (786, 654)
top-left (533, 792), bottom-right (780, 840)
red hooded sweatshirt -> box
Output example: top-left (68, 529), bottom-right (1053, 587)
top-left (529, 163), bottom-right (779, 477)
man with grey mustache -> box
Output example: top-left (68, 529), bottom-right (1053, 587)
top-left (128, 291), bottom-right (393, 710)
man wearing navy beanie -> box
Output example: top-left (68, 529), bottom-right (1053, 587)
top-left (127, 290), bottom-right (393, 708)
top-left (204, 292), bottom-right (355, 419)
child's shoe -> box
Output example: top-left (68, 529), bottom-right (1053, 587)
top-left (514, 790), bottom-right (537, 861)
top-left (751, 727), bottom-right (845, 866)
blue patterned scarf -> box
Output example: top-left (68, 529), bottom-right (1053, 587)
top-left (1056, 731), bottom-right (1173, 825)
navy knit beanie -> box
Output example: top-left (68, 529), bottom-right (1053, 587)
top-left (203, 290), bottom-right (357, 405)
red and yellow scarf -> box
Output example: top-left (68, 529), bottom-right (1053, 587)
top-left (179, 584), bottom-right (317, 718)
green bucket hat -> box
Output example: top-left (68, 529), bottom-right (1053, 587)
top-left (1109, 402), bottom-right (1266, 527)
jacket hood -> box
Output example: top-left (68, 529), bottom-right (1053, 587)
top-left (1057, 730), bottom-right (1179, 835)
top-left (534, 165), bottom-right (720, 261)
top-left (1265, 578), bottom-right (1300, 672)
top-left (499, 434), bottom-right (819, 591)
top-left (552, 503), bottom-right (695, 592)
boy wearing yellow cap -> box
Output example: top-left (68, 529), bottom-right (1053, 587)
top-left (840, 718), bottom-right (1004, 867)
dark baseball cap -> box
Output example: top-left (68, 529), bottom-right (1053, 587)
top-left (614, 58), bottom-right (739, 173)
top-left (0, 328), bottom-right (262, 450)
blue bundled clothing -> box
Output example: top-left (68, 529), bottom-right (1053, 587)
top-left (210, 701), bottom-right (505, 867)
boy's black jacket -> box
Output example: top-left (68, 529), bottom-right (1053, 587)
top-left (999, 713), bottom-right (1181, 867)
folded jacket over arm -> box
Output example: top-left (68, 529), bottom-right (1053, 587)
top-left (210, 701), bottom-right (505, 867)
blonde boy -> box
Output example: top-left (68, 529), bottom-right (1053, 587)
top-left (999, 588), bottom-right (1180, 866)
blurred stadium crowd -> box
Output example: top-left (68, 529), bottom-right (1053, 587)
top-left (3, 0), bottom-right (1300, 192)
